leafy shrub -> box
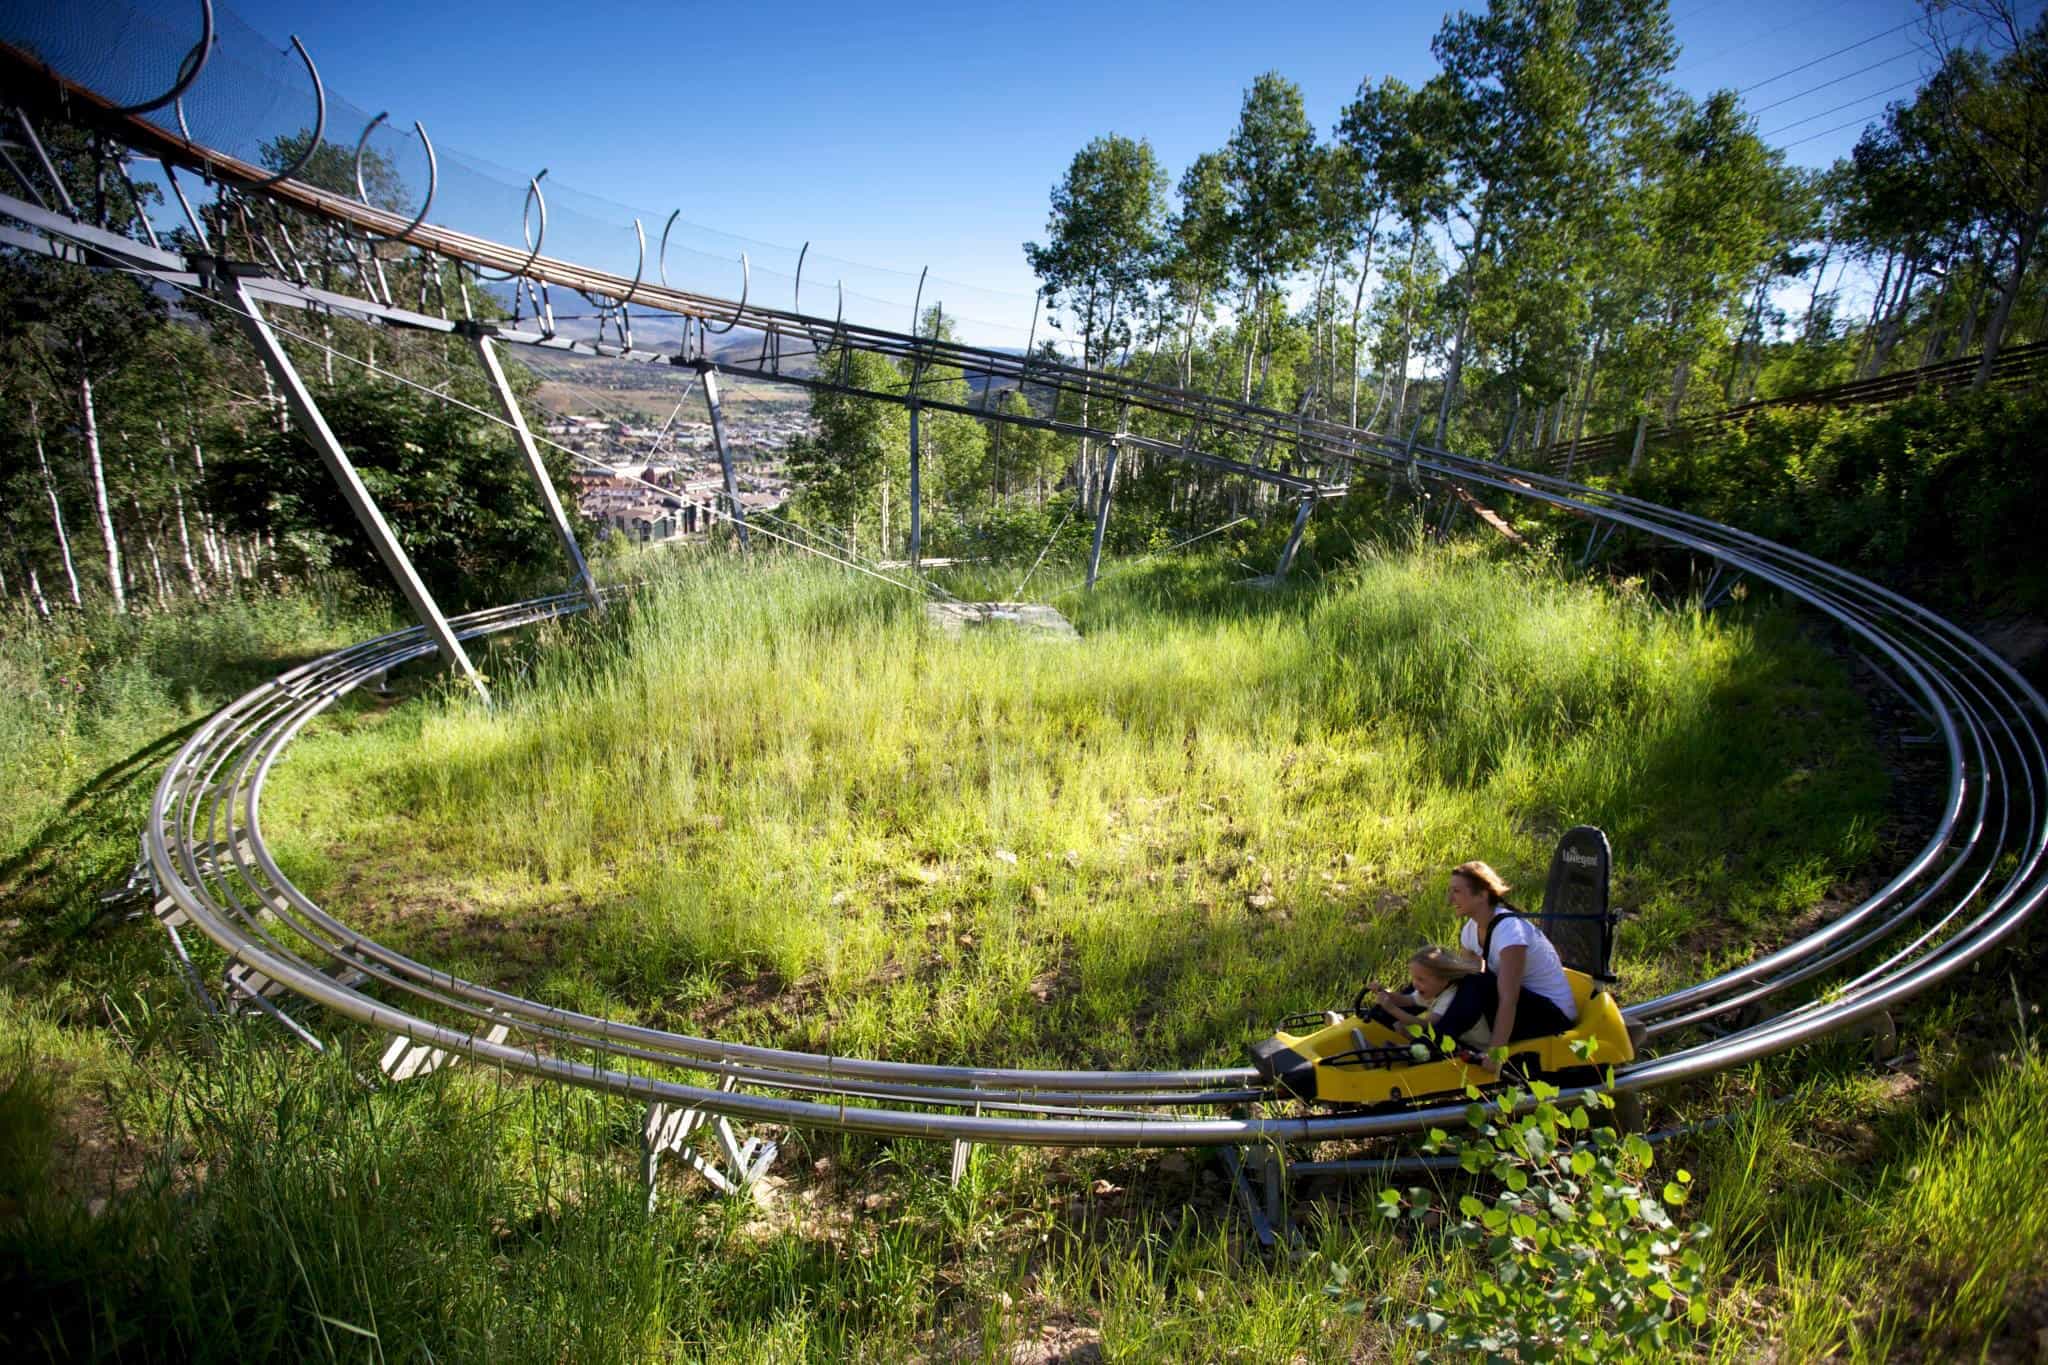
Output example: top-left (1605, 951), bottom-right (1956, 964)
top-left (1623, 388), bottom-right (2048, 609)
top-left (1340, 1052), bottom-right (1710, 1363)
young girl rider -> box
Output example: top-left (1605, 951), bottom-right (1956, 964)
top-left (1366, 945), bottom-right (1493, 1050)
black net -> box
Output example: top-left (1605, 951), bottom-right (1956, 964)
top-left (0, 0), bottom-right (1056, 354)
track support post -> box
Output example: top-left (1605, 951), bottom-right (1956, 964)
top-left (1086, 439), bottom-right (1121, 590)
top-left (221, 272), bottom-right (490, 703)
top-left (950, 1086), bottom-right (982, 1187)
top-left (908, 399), bottom-right (922, 570)
top-left (468, 328), bottom-right (603, 612)
top-left (643, 1076), bottom-right (778, 1210)
top-left (1222, 1143), bottom-right (1292, 1251)
top-left (699, 364), bottom-right (750, 551)
top-left (1273, 496), bottom-right (1314, 581)
top-left (378, 1020), bottom-right (510, 1082)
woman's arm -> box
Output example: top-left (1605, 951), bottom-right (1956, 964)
top-left (1488, 945), bottom-right (1527, 1056)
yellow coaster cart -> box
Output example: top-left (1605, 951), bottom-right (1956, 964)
top-left (1249, 826), bottom-right (1635, 1108)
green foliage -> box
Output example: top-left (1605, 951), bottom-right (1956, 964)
top-left (208, 364), bottom-right (578, 611)
top-left (1623, 387), bottom-right (2048, 607)
top-left (1361, 1061), bottom-right (1709, 1363)
top-left (1025, 134), bottom-right (1168, 369)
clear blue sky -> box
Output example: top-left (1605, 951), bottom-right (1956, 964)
top-left (116, 0), bottom-right (1976, 341)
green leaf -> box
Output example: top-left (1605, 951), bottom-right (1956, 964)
top-left (1460, 1194), bottom-right (1486, 1218)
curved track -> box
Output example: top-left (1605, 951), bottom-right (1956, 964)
top-left (140, 434), bottom-right (2047, 1148)
top-left (5, 14), bottom-right (2045, 1149)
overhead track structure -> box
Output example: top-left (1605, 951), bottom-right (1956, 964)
top-left (2, 14), bottom-right (2044, 1175)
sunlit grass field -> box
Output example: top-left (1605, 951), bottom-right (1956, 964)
top-left (265, 537), bottom-right (1884, 1072)
top-left (7, 535), bottom-right (2044, 1361)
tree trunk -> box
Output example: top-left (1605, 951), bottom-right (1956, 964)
top-left (1388, 232), bottom-right (1420, 431)
top-left (26, 564), bottom-right (49, 618)
top-left (1564, 336), bottom-right (1602, 478)
top-left (1802, 236), bottom-right (1835, 344)
top-left (1870, 253), bottom-right (1921, 375)
top-left (144, 529), bottom-right (169, 605)
top-left (1855, 250), bottom-right (1896, 379)
top-left (1435, 213), bottom-right (1487, 447)
top-left (1976, 170), bottom-right (2048, 390)
top-left (1239, 285), bottom-right (1259, 403)
top-left (1627, 412), bottom-right (1650, 474)
top-left (1665, 356), bottom-right (1691, 428)
top-left (78, 373), bottom-right (125, 613)
top-left (31, 398), bottom-right (82, 607)
top-left (1348, 217), bottom-right (1379, 429)
top-left (1918, 261), bottom-right (1956, 367)
top-left (177, 396), bottom-right (224, 580)
top-left (1435, 310), bottom-right (1469, 448)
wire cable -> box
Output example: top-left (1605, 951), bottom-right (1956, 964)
top-left (1760, 74), bottom-right (1924, 138)
top-left (1739, 17), bottom-right (1923, 94)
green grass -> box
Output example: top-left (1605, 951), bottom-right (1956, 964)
top-left (264, 537), bottom-right (1884, 1072)
top-left (7, 533), bottom-right (2043, 1361)
top-left (0, 581), bottom-right (395, 1010)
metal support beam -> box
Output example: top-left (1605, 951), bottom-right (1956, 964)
top-left (470, 330), bottom-right (602, 612)
top-left (224, 276), bottom-right (491, 703)
top-left (642, 1076), bottom-right (777, 1211)
top-left (1085, 439), bottom-right (1120, 590)
top-left (1273, 497), bottom-right (1315, 581)
top-left (700, 366), bottom-right (749, 550)
top-left (908, 399), bottom-right (922, 569)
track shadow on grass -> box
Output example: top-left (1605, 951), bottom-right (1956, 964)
top-left (0, 721), bottom-right (206, 967)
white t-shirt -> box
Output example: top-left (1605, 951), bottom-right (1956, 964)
top-left (1460, 914), bottom-right (1579, 1022)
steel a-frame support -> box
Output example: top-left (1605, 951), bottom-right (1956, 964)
top-left (1273, 495), bottom-right (1315, 581)
top-left (699, 364), bottom-right (750, 550)
top-left (223, 274), bottom-right (490, 703)
top-left (1085, 439), bottom-right (1121, 590)
top-left (468, 328), bottom-right (602, 612)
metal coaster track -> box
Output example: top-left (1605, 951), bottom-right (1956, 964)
top-left (4, 16), bottom-right (2045, 1154)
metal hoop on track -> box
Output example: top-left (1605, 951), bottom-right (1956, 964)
top-left (351, 112), bottom-right (438, 243)
top-left (109, 0), bottom-right (214, 116)
top-left (246, 38), bottom-right (325, 190)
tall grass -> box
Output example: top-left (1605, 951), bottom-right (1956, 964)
top-left (1694, 1027), bottom-right (2048, 1359)
top-left (11, 538), bottom-right (2042, 1362)
top-left (0, 581), bottom-right (395, 1007)
top-left (265, 539), bottom-right (1884, 1070)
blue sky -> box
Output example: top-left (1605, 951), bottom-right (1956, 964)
top-left (92, 0), bottom-right (1974, 342)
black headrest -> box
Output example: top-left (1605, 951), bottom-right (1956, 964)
top-left (1541, 825), bottom-right (1615, 979)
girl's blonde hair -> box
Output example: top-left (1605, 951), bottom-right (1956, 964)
top-left (1409, 945), bottom-right (1483, 981)
top-left (1452, 859), bottom-right (1512, 906)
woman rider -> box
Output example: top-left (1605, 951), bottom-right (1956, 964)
top-left (1447, 860), bottom-right (1578, 1071)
